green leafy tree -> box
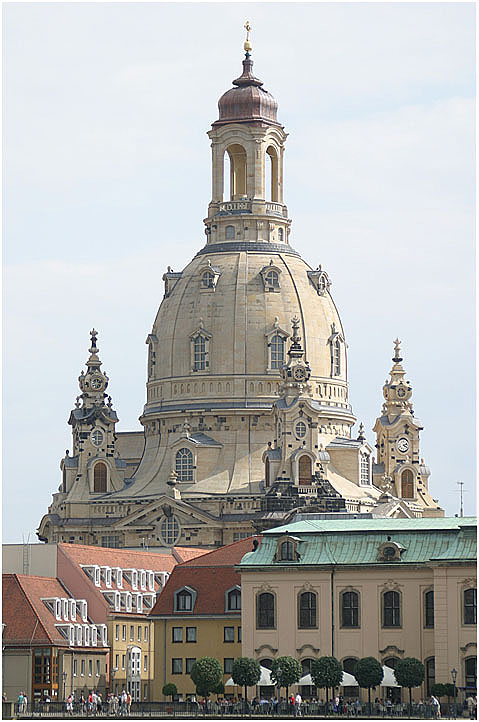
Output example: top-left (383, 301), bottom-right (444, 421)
top-left (431, 683), bottom-right (446, 699)
top-left (213, 680), bottom-right (225, 697)
top-left (354, 657), bottom-right (384, 713)
top-left (310, 657), bottom-right (343, 706)
top-left (190, 657), bottom-right (223, 700)
top-left (395, 658), bottom-right (425, 716)
top-left (232, 657), bottom-right (261, 712)
top-left (162, 683), bottom-right (178, 701)
top-left (271, 656), bottom-right (302, 701)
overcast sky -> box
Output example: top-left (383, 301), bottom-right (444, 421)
top-left (3, 2), bottom-right (475, 543)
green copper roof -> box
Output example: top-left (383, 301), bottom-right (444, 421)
top-left (239, 517), bottom-right (476, 568)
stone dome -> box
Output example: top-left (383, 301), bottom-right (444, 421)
top-left (216, 56), bottom-right (278, 125)
top-left (144, 244), bottom-right (352, 421)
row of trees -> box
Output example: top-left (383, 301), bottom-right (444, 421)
top-left (163, 654), bottom-right (426, 713)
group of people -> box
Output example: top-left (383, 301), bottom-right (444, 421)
top-left (16, 691), bottom-right (28, 713)
top-left (64, 689), bottom-right (132, 716)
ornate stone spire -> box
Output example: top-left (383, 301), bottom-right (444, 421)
top-left (381, 339), bottom-right (413, 419)
top-left (78, 329), bottom-right (109, 407)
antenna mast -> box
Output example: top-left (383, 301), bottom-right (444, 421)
top-left (457, 481), bottom-right (465, 517)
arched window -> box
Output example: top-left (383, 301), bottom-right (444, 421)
top-left (341, 590), bottom-right (359, 628)
top-left (270, 334), bottom-right (285, 369)
top-left (343, 658), bottom-right (358, 675)
top-left (280, 541), bottom-right (294, 561)
top-left (193, 335), bottom-right (207, 371)
top-left (465, 657), bottom-right (477, 692)
top-left (62, 466), bottom-right (67, 493)
top-left (401, 469), bottom-right (414, 498)
top-left (278, 228), bottom-right (284, 242)
top-left (227, 145), bottom-right (247, 199)
top-left (256, 592), bottom-right (275, 629)
top-left (175, 448), bottom-right (193, 482)
top-left (295, 421), bottom-right (307, 439)
top-left (201, 271), bottom-right (214, 288)
top-left (226, 588), bottom-right (241, 611)
top-left (424, 590), bottom-right (434, 628)
top-left (265, 270), bottom-right (279, 288)
top-left (225, 224), bottom-right (235, 240)
top-left (384, 657), bottom-right (399, 671)
top-left (176, 589), bottom-right (193, 611)
top-left (318, 276), bottom-right (326, 293)
top-left (464, 588), bottom-right (477, 625)
top-left (333, 338), bottom-right (341, 375)
top-left (301, 658), bottom-right (314, 676)
top-left (93, 462), bottom-right (107, 493)
top-left (425, 657), bottom-right (435, 696)
top-left (298, 591), bottom-right (317, 629)
top-left (299, 455), bottom-right (312, 485)
top-left (160, 515), bottom-right (180, 546)
top-left (265, 457), bottom-right (271, 488)
top-left (266, 146), bottom-right (279, 202)
top-left (259, 658), bottom-right (273, 670)
top-left (383, 590), bottom-right (401, 627)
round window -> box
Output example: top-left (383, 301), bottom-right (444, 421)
top-left (91, 429), bottom-right (104, 447)
top-left (159, 515), bottom-right (180, 546)
top-left (295, 421), bottom-right (307, 439)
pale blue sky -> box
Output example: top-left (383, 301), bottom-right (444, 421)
top-left (3, 2), bottom-right (475, 542)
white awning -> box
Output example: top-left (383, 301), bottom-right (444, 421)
top-left (225, 666), bottom-right (273, 687)
top-left (381, 665), bottom-right (399, 687)
top-left (298, 671), bottom-right (358, 687)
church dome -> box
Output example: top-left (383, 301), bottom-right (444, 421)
top-left (216, 56), bottom-right (278, 125)
top-left (144, 245), bottom-right (352, 424)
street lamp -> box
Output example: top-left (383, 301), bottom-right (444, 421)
top-left (451, 668), bottom-right (457, 719)
top-left (62, 671), bottom-right (67, 703)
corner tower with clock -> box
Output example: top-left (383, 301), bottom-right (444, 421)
top-left (372, 340), bottom-right (442, 516)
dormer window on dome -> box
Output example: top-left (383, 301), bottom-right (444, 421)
top-left (190, 321), bottom-right (212, 373)
top-left (308, 266), bottom-right (331, 296)
top-left (328, 323), bottom-right (344, 377)
top-left (199, 260), bottom-right (221, 292)
top-left (274, 534), bottom-right (301, 562)
top-left (261, 262), bottom-right (281, 292)
top-left (378, 540), bottom-right (405, 562)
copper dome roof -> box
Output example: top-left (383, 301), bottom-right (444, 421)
top-left (215, 55), bottom-right (278, 125)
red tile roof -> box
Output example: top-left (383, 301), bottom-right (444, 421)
top-left (173, 547), bottom-right (210, 563)
top-left (149, 536), bottom-right (261, 616)
top-left (2, 574), bottom-right (105, 650)
top-left (58, 543), bottom-right (204, 573)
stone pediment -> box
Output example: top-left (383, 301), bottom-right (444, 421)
top-left (114, 496), bottom-right (218, 529)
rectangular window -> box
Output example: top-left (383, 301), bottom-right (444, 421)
top-left (144, 655), bottom-right (148, 673)
top-left (238, 626), bottom-right (242, 643)
top-left (224, 658), bottom-right (234, 674)
top-left (122, 655), bottom-right (126, 670)
top-left (144, 626), bottom-right (148, 642)
top-left (96, 660), bottom-right (100, 677)
top-left (383, 591), bottom-right (401, 628)
top-left (172, 627), bottom-right (183, 643)
top-left (186, 658), bottom-right (196, 674)
top-left (115, 654), bottom-right (119, 670)
top-left (425, 590), bottom-right (434, 628)
top-left (130, 625), bottom-right (134, 641)
top-left (88, 660), bottom-right (92, 676)
top-left (122, 625), bottom-right (126, 641)
top-left (224, 626), bottom-right (235, 643)
top-left (137, 626), bottom-right (142, 642)
top-left (186, 627), bottom-right (197, 643)
top-left (81, 660), bottom-right (85, 676)
top-left (172, 658), bottom-right (183, 675)
top-left (143, 684), bottom-right (148, 700)
top-left (115, 624), bottom-right (119, 641)
top-left (341, 591), bottom-right (359, 628)
top-left (464, 588), bottom-right (477, 625)
top-left (73, 659), bottom-right (78, 677)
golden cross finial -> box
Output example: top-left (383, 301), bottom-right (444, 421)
top-left (244, 20), bottom-right (252, 54)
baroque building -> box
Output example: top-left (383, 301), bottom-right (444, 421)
top-left (37, 34), bottom-right (443, 550)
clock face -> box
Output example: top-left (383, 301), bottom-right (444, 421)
top-left (396, 437), bottom-right (410, 453)
top-left (293, 366), bottom-right (307, 382)
top-left (91, 376), bottom-right (103, 390)
top-left (397, 387), bottom-right (406, 398)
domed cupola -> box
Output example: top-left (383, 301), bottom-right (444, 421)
top-left (216, 55), bottom-right (278, 125)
